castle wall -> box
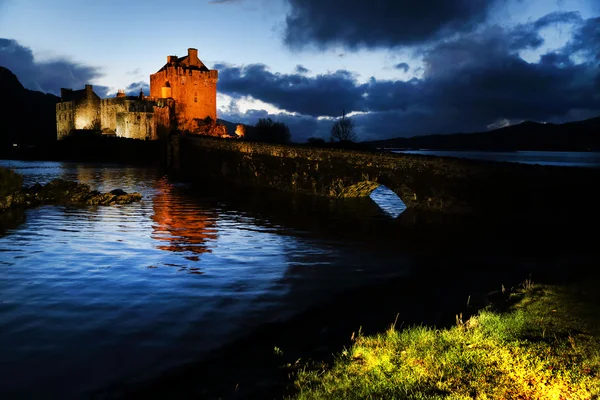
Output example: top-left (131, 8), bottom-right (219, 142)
top-left (150, 66), bottom-right (218, 130)
top-left (56, 102), bottom-right (75, 140)
top-left (116, 112), bottom-right (156, 140)
top-left (74, 87), bottom-right (101, 130)
top-left (153, 99), bottom-right (176, 138)
top-left (101, 99), bottom-right (128, 132)
top-left (101, 98), bottom-right (155, 133)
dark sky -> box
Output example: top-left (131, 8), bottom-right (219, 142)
top-left (217, 1), bottom-right (599, 140)
top-left (0, 0), bottom-right (598, 141)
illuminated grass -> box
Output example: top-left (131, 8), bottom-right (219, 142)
top-left (290, 283), bottom-right (600, 399)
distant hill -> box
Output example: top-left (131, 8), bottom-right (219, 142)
top-left (364, 117), bottom-right (600, 151)
top-left (0, 66), bottom-right (59, 149)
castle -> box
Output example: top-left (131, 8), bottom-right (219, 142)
top-left (56, 48), bottom-right (226, 140)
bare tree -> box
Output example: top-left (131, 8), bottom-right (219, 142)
top-left (330, 110), bottom-right (356, 142)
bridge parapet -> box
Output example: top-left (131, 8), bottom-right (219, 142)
top-left (171, 135), bottom-right (600, 216)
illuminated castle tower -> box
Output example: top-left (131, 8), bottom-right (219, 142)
top-left (56, 85), bottom-right (101, 139)
top-left (149, 48), bottom-right (218, 130)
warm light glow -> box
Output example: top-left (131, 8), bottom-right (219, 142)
top-left (235, 124), bottom-right (246, 138)
top-left (151, 179), bottom-right (218, 256)
top-left (75, 116), bottom-right (92, 129)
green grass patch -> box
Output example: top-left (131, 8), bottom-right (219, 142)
top-left (290, 281), bottom-right (600, 399)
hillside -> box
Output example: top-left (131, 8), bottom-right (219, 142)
top-left (365, 117), bottom-right (600, 151)
top-left (0, 66), bottom-right (59, 149)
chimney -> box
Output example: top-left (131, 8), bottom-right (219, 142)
top-left (167, 55), bottom-right (178, 64)
top-left (188, 48), bottom-right (198, 60)
top-left (85, 84), bottom-right (93, 92)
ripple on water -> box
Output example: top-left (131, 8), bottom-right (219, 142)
top-left (0, 161), bottom-right (410, 398)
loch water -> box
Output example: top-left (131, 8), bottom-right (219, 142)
top-left (0, 152), bottom-right (596, 399)
top-left (0, 160), bottom-right (412, 399)
top-left (391, 149), bottom-right (600, 168)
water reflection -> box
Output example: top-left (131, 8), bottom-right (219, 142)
top-left (151, 178), bottom-right (218, 258)
top-left (369, 185), bottom-right (407, 218)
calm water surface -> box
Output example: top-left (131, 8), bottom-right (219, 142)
top-left (391, 150), bottom-right (600, 168)
top-left (0, 160), bottom-right (409, 399)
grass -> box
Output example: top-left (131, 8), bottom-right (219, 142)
top-left (289, 278), bottom-right (600, 399)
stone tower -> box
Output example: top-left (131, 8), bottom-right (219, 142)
top-left (149, 48), bottom-right (218, 131)
top-left (56, 84), bottom-right (101, 140)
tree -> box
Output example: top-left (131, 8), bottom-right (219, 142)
top-left (247, 118), bottom-right (291, 144)
top-left (330, 110), bottom-right (356, 142)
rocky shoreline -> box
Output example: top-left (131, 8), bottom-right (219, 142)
top-left (0, 167), bottom-right (142, 211)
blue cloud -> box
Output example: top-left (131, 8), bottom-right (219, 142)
top-left (394, 63), bottom-right (410, 72)
top-left (0, 38), bottom-right (109, 97)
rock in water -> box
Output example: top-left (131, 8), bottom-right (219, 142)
top-left (0, 168), bottom-right (143, 211)
top-left (109, 189), bottom-right (127, 196)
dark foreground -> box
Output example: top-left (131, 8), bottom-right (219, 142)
top-left (95, 206), bottom-right (600, 399)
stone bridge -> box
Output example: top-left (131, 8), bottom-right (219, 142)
top-left (167, 135), bottom-right (600, 216)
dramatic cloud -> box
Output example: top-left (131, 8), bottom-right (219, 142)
top-left (565, 16), bottom-right (600, 62)
top-left (219, 12), bottom-right (600, 141)
top-left (394, 63), bottom-right (410, 72)
top-left (0, 38), bottom-right (109, 97)
top-left (283, 0), bottom-right (499, 50)
top-left (216, 63), bottom-right (365, 117)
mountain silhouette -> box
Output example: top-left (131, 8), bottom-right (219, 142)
top-left (365, 117), bottom-right (600, 151)
top-left (0, 66), bottom-right (59, 150)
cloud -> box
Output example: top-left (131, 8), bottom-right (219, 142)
top-left (295, 64), bottom-right (309, 73)
top-left (508, 11), bottom-right (582, 51)
top-left (127, 68), bottom-right (142, 75)
top-left (283, 0), bottom-right (499, 50)
top-left (564, 16), bottom-right (600, 63)
top-left (219, 106), bottom-right (330, 142)
top-left (124, 81), bottom-right (150, 96)
top-left (218, 12), bottom-right (600, 141)
top-left (0, 38), bottom-right (109, 97)
top-left (215, 63), bottom-right (365, 117)
top-left (394, 63), bottom-right (410, 72)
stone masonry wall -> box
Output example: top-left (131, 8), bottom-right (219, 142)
top-left (153, 99), bottom-right (176, 139)
top-left (56, 102), bottom-right (75, 140)
top-left (116, 112), bottom-right (156, 140)
top-left (172, 135), bottom-right (600, 216)
top-left (101, 99), bottom-right (128, 132)
top-left (101, 98), bottom-right (156, 136)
